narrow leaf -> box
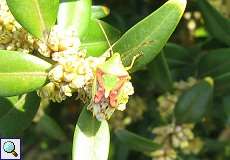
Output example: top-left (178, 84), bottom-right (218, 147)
top-left (72, 106), bottom-right (110, 160)
top-left (58, 0), bottom-right (92, 37)
top-left (222, 96), bottom-right (230, 125)
top-left (175, 78), bottom-right (213, 124)
top-left (198, 48), bottom-right (230, 93)
top-left (204, 139), bottom-right (230, 152)
top-left (7, 0), bottom-right (59, 39)
top-left (199, 48), bottom-right (230, 77)
top-left (148, 51), bottom-right (173, 92)
top-left (164, 43), bottom-right (195, 80)
top-left (91, 5), bottom-right (110, 19)
top-left (0, 50), bottom-right (51, 97)
top-left (81, 20), bottom-right (121, 57)
top-left (0, 96), bottom-right (18, 117)
top-left (0, 92), bottom-right (40, 137)
top-left (197, 0), bottom-right (230, 46)
top-left (113, 0), bottom-right (187, 72)
top-left (36, 114), bottom-right (66, 141)
top-left (164, 43), bottom-right (191, 67)
top-left (116, 129), bottom-right (161, 153)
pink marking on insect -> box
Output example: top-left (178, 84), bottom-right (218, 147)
top-left (94, 68), bottom-right (130, 107)
top-left (109, 90), bottom-right (118, 107)
top-left (109, 77), bottom-right (129, 107)
top-left (94, 69), bottom-right (105, 103)
top-left (94, 87), bottom-right (104, 103)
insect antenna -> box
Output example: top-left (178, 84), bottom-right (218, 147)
top-left (98, 21), bottom-right (114, 56)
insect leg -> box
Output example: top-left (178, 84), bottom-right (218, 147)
top-left (125, 52), bottom-right (143, 71)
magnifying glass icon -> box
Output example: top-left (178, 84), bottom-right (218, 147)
top-left (3, 141), bottom-right (18, 157)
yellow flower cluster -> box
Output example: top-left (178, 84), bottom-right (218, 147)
top-left (109, 96), bottom-right (146, 129)
top-left (153, 124), bottom-right (194, 149)
top-left (182, 137), bottom-right (204, 155)
top-left (152, 77), bottom-right (204, 159)
top-left (157, 77), bottom-right (197, 118)
top-left (38, 50), bottom-right (106, 102)
top-left (36, 25), bottom-right (81, 57)
top-left (173, 77), bottom-right (197, 93)
top-left (152, 123), bottom-right (203, 159)
top-left (151, 147), bottom-right (177, 160)
top-left (157, 94), bottom-right (178, 118)
top-left (183, 11), bottom-right (201, 33)
top-left (37, 25), bottom-right (107, 103)
top-left (0, 0), bottom-right (35, 53)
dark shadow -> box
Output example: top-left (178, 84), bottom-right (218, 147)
top-left (77, 106), bottom-right (101, 137)
top-left (0, 97), bottom-right (15, 117)
top-left (0, 92), bottom-right (40, 137)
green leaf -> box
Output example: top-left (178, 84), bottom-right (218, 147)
top-left (194, 26), bottom-right (208, 38)
top-left (198, 48), bottom-right (230, 93)
top-left (81, 20), bottom-right (121, 57)
top-left (115, 129), bottom-right (161, 153)
top-left (0, 92), bottom-right (40, 137)
top-left (113, 0), bottom-right (187, 72)
top-left (163, 43), bottom-right (195, 80)
top-left (148, 51), bottom-right (173, 92)
top-left (0, 50), bottom-right (51, 97)
top-left (0, 96), bottom-right (18, 117)
top-left (91, 5), bottom-right (110, 19)
top-left (36, 114), bottom-right (66, 141)
top-left (222, 96), bottom-right (230, 125)
top-left (72, 106), bottom-right (110, 160)
top-left (58, 0), bottom-right (92, 37)
top-left (164, 43), bottom-right (191, 67)
top-left (54, 142), bottom-right (72, 155)
top-left (175, 78), bottom-right (213, 124)
top-left (204, 139), bottom-right (229, 153)
top-left (6, 0), bottom-right (59, 39)
top-left (197, 0), bottom-right (230, 46)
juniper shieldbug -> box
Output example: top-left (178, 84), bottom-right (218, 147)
top-left (87, 21), bottom-right (140, 121)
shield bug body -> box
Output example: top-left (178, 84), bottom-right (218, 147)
top-left (95, 53), bottom-right (130, 106)
top-left (87, 53), bottom-right (134, 121)
top-left (87, 21), bottom-right (138, 121)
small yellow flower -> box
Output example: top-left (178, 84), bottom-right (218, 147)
top-left (49, 65), bottom-right (64, 82)
top-left (0, 0), bottom-right (36, 53)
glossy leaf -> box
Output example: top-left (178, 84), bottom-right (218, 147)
top-left (197, 0), bottom-right (230, 46)
top-left (81, 20), bottom-right (121, 57)
top-left (164, 43), bottom-right (191, 67)
top-left (36, 114), bottom-right (66, 141)
top-left (222, 96), bottom-right (230, 125)
top-left (163, 43), bottom-right (196, 80)
top-left (116, 129), bottom-right (161, 152)
top-left (0, 50), bottom-right (51, 97)
top-left (0, 96), bottom-right (18, 117)
top-left (116, 130), bottom-right (161, 152)
top-left (112, 0), bottom-right (187, 72)
top-left (198, 48), bottom-right (230, 92)
top-left (148, 51), bottom-right (173, 92)
top-left (58, 0), bottom-right (92, 37)
top-left (175, 78), bottom-right (213, 123)
top-left (204, 139), bottom-right (230, 153)
top-left (55, 142), bottom-right (72, 155)
top-left (0, 92), bottom-right (40, 137)
top-left (72, 107), bottom-right (110, 160)
top-left (7, 0), bottom-right (59, 39)
top-left (91, 5), bottom-right (110, 19)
